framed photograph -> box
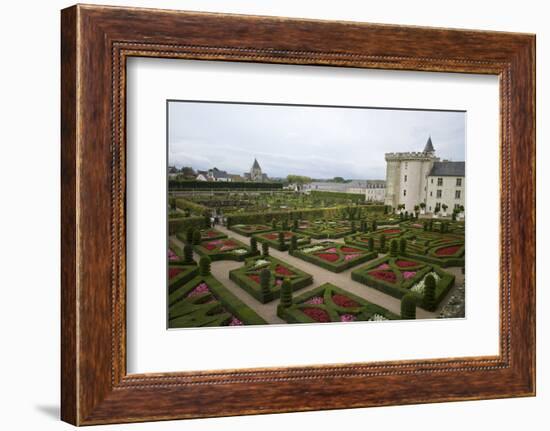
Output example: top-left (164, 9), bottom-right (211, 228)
top-left (61, 4), bottom-right (535, 425)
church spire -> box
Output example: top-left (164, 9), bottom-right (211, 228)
top-left (423, 136), bottom-right (435, 153)
top-left (252, 158), bottom-right (261, 170)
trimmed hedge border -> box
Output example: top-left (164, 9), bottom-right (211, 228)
top-left (168, 263), bottom-right (198, 294)
top-left (253, 230), bottom-right (311, 251)
top-left (168, 215), bottom-right (207, 235)
top-left (277, 283), bottom-right (400, 324)
top-left (229, 224), bottom-right (274, 237)
top-left (176, 228), bottom-right (227, 243)
top-left (291, 241), bottom-right (377, 273)
top-left (168, 274), bottom-right (266, 327)
top-left (351, 256), bottom-right (455, 310)
top-left (229, 256), bottom-right (313, 303)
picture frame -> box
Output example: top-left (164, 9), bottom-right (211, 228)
top-left (61, 4), bottom-right (535, 425)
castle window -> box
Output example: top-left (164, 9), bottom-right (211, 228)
top-left (456, 178), bottom-right (462, 186)
top-left (437, 178), bottom-right (443, 186)
top-left (403, 190), bottom-right (407, 196)
top-left (405, 162), bottom-right (408, 169)
top-left (436, 190), bottom-right (442, 198)
top-left (404, 175), bottom-right (407, 182)
top-left (430, 191), bottom-right (433, 197)
top-left (455, 190), bottom-right (461, 199)
top-left (454, 204), bottom-right (460, 210)
top-left (431, 178), bottom-right (433, 184)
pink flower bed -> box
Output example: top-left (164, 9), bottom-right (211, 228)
top-left (315, 253), bottom-right (339, 262)
top-left (324, 247), bottom-right (338, 253)
top-left (187, 282), bottom-right (210, 297)
top-left (205, 230), bottom-right (218, 238)
top-left (340, 314), bottom-right (357, 322)
top-left (228, 316), bottom-right (243, 326)
top-left (302, 307), bottom-right (330, 323)
top-left (248, 274), bottom-right (261, 284)
top-left (395, 260), bottom-right (418, 268)
top-left (435, 245), bottom-right (461, 256)
top-left (304, 296), bottom-right (324, 305)
top-left (204, 239), bottom-right (238, 251)
top-left (332, 294), bottom-right (359, 308)
top-left (168, 249), bottom-right (179, 261)
top-left (344, 253), bottom-right (361, 261)
top-left (377, 263), bottom-right (390, 270)
top-left (368, 270), bottom-right (397, 283)
top-left (402, 271), bottom-right (417, 279)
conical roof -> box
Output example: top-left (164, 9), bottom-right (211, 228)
top-left (423, 136), bottom-right (435, 153)
top-left (252, 158), bottom-right (261, 169)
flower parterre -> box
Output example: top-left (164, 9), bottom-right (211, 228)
top-left (398, 230), bottom-right (465, 267)
top-left (253, 230), bottom-right (311, 251)
top-left (167, 260), bottom-right (199, 294)
top-left (175, 228), bottom-right (227, 243)
top-left (277, 283), bottom-right (399, 324)
top-left (194, 237), bottom-right (256, 261)
top-left (351, 256), bottom-right (455, 310)
top-left (297, 219), bottom-right (355, 239)
top-left (168, 274), bottom-right (266, 328)
top-left (291, 241), bottom-right (377, 273)
top-left (229, 256), bottom-right (313, 303)
top-left (229, 223), bottom-right (274, 237)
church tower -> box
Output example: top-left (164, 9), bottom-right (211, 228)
top-left (250, 158), bottom-right (263, 182)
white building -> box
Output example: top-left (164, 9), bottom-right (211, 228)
top-left (364, 180), bottom-right (386, 202)
top-left (303, 179), bottom-right (385, 200)
top-left (384, 137), bottom-right (465, 215)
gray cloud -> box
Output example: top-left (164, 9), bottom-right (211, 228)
top-left (168, 101), bottom-right (465, 179)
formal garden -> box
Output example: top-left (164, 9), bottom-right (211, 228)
top-left (166, 187), bottom-right (465, 328)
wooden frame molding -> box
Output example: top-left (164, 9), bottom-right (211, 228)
top-left (61, 4), bottom-right (535, 425)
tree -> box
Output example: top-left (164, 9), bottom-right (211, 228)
top-left (419, 202), bottom-right (426, 210)
top-left (351, 220), bottom-right (356, 233)
top-left (280, 278), bottom-right (293, 308)
top-left (262, 242), bottom-right (269, 257)
top-left (390, 239), bottom-right (399, 256)
top-left (192, 229), bottom-right (202, 245)
top-left (282, 219), bottom-right (289, 231)
top-left (399, 237), bottom-right (407, 254)
top-left (290, 235), bottom-right (298, 252)
top-left (199, 256), bottom-right (211, 276)
top-left (414, 205), bottom-right (420, 218)
top-left (183, 243), bottom-right (194, 264)
top-left (286, 175), bottom-right (312, 190)
top-left (423, 221), bottom-right (428, 231)
top-left (368, 237), bottom-right (374, 251)
top-left (332, 176), bottom-right (345, 183)
top-left (293, 218), bottom-right (299, 231)
top-left (372, 220), bottom-right (377, 232)
top-left (271, 219), bottom-right (277, 229)
top-left (401, 294), bottom-right (417, 319)
top-left (423, 274), bottom-right (436, 311)
top-left (185, 227), bottom-right (194, 244)
top-left (379, 234), bottom-right (387, 252)
top-left (278, 231), bottom-right (285, 249)
top-left (404, 211), bottom-right (409, 220)
top-left (442, 204), bottom-right (448, 214)
top-left (181, 166), bottom-right (196, 179)
top-left (260, 268), bottom-right (271, 299)
top-left (169, 198), bottom-right (177, 211)
top-left (250, 237), bottom-right (258, 254)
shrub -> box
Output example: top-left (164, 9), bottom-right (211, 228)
top-left (278, 231), bottom-right (285, 248)
top-left (423, 221), bottom-right (428, 231)
top-left (183, 243), bottom-right (194, 264)
top-left (351, 220), bottom-right (356, 233)
top-left (282, 219), bottom-right (289, 230)
top-left (423, 274), bottom-right (436, 311)
top-left (192, 229), bottom-right (202, 245)
top-left (280, 278), bottom-right (293, 308)
top-left (390, 239), bottom-right (399, 256)
top-left (271, 219), bottom-right (278, 229)
top-left (405, 211), bottom-right (409, 220)
top-left (399, 238), bottom-right (407, 254)
top-left (260, 268), bottom-right (271, 297)
top-left (290, 235), bottom-right (298, 251)
top-left (293, 219), bottom-right (299, 231)
top-left (452, 212), bottom-right (457, 221)
top-left (186, 227), bottom-right (194, 244)
top-left (379, 234), bottom-right (386, 252)
top-left (372, 220), bottom-right (377, 231)
top-left (368, 237), bottom-right (374, 251)
top-left (199, 256), bottom-right (211, 276)
top-left (262, 242), bottom-right (269, 256)
top-left (250, 236), bottom-right (258, 253)
top-left (401, 294), bottom-right (417, 319)
top-left (169, 197), bottom-right (176, 210)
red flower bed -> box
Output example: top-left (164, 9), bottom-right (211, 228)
top-left (368, 270), bottom-right (397, 283)
top-left (248, 274), bottom-right (261, 284)
top-left (204, 243), bottom-right (217, 250)
top-left (315, 253), bottom-right (339, 262)
top-left (332, 294), bottom-right (360, 308)
top-left (340, 246), bottom-right (362, 253)
top-left (205, 231), bottom-right (218, 237)
top-left (302, 307), bottom-right (330, 323)
top-left (395, 260), bottom-right (418, 268)
top-left (275, 265), bottom-right (294, 276)
top-left (224, 240), bottom-right (238, 247)
top-left (264, 233), bottom-right (278, 240)
top-left (435, 245), bottom-right (461, 256)
top-left (168, 267), bottom-right (183, 279)
top-left (383, 229), bottom-right (401, 234)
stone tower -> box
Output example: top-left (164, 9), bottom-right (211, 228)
top-left (250, 158), bottom-right (263, 182)
top-left (384, 137), bottom-right (438, 212)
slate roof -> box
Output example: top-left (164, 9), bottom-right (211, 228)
top-left (252, 158), bottom-right (261, 170)
top-left (423, 136), bottom-right (435, 153)
top-left (428, 161), bottom-right (465, 177)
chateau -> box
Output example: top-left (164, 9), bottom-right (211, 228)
top-left (384, 137), bottom-right (465, 214)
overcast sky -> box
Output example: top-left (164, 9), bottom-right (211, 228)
top-left (168, 101), bottom-right (465, 180)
